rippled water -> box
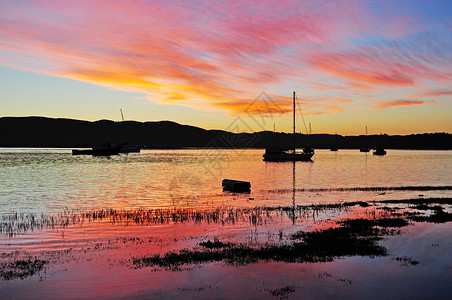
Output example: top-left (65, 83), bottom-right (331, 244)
top-left (1, 148), bottom-right (452, 299)
top-left (1, 148), bottom-right (451, 213)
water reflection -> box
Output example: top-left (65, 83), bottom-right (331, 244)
top-left (2, 199), bottom-right (452, 299)
top-left (0, 149), bottom-right (451, 214)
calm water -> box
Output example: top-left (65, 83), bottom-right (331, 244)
top-left (0, 148), bottom-right (451, 214)
top-left (1, 148), bottom-right (452, 299)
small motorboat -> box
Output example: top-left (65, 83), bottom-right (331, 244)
top-left (222, 179), bottom-right (251, 193)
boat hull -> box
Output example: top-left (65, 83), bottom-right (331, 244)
top-left (263, 152), bottom-right (313, 162)
top-left (222, 179), bottom-right (251, 193)
top-left (373, 150), bottom-right (387, 156)
top-left (72, 148), bottom-right (120, 156)
top-left (118, 144), bottom-right (141, 154)
top-left (72, 149), bottom-right (92, 155)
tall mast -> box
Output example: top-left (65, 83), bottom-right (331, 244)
top-left (309, 122), bottom-right (312, 147)
top-left (293, 91), bottom-right (296, 153)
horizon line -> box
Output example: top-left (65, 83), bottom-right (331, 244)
top-left (1, 115), bottom-right (450, 136)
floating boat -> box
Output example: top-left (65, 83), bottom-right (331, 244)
top-left (222, 179), bottom-right (251, 193)
top-left (373, 147), bottom-right (387, 156)
top-left (118, 143), bottom-right (140, 154)
top-left (72, 143), bottom-right (120, 156)
top-left (263, 148), bottom-right (313, 161)
top-left (263, 91), bottom-right (314, 162)
top-left (360, 126), bottom-right (370, 152)
top-left (72, 149), bottom-right (92, 155)
top-left (117, 110), bottom-right (141, 154)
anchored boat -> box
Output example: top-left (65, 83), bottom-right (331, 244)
top-left (263, 91), bottom-right (314, 162)
top-left (373, 147), bottom-right (387, 156)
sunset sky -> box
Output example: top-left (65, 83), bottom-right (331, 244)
top-left (1, 0), bottom-right (451, 135)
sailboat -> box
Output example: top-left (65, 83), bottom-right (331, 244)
top-left (118, 109), bottom-right (140, 154)
top-left (373, 147), bottom-right (387, 156)
top-left (263, 91), bottom-right (314, 162)
top-left (360, 126), bottom-right (370, 152)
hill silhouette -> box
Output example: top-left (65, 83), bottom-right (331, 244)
top-left (0, 116), bottom-right (451, 150)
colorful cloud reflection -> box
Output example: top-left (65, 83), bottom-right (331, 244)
top-left (0, 0), bottom-right (451, 132)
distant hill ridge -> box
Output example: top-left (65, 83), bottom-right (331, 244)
top-left (0, 116), bottom-right (451, 149)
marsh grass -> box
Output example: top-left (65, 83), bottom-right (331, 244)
top-left (408, 207), bottom-right (452, 223)
top-left (0, 198), bottom-right (452, 237)
top-left (0, 203), bottom-right (354, 237)
top-left (0, 258), bottom-right (47, 281)
top-left (267, 285), bottom-right (297, 299)
top-left (199, 240), bottom-right (231, 249)
top-left (393, 256), bottom-right (420, 267)
top-left (131, 209), bottom-right (425, 271)
top-left (378, 197), bottom-right (452, 205)
top-left (266, 186), bottom-right (452, 194)
top-left (132, 219), bottom-right (390, 271)
top-left (340, 218), bottom-right (409, 228)
top-left (1, 198), bottom-right (450, 236)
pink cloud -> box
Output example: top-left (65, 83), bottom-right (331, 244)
top-left (418, 89), bottom-right (452, 98)
top-left (1, 0), bottom-right (451, 118)
top-left (307, 47), bottom-right (439, 88)
top-left (372, 99), bottom-right (439, 109)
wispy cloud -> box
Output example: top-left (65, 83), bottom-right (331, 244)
top-left (372, 99), bottom-right (438, 109)
top-left (1, 0), bottom-right (451, 118)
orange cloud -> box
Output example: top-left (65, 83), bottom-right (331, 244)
top-left (1, 0), bottom-right (452, 121)
top-left (371, 100), bottom-right (439, 109)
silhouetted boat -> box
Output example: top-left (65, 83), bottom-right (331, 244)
top-left (72, 143), bottom-right (120, 156)
top-left (263, 148), bottom-right (314, 161)
top-left (117, 110), bottom-right (141, 154)
top-left (360, 126), bottom-right (370, 152)
top-left (373, 147), bottom-right (387, 156)
top-left (222, 179), bottom-right (251, 192)
top-left (330, 147), bottom-right (339, 151)
top-left (118, 143), bottom-right (140, 154)
top-left (263, 91), bottom-right (314, 162)
top-left (303, 146), bottom-right (315, 154)
top-left (72, 111), bottom-right (140, 155)
top-left (72, 149), bottom-right (92, 155)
